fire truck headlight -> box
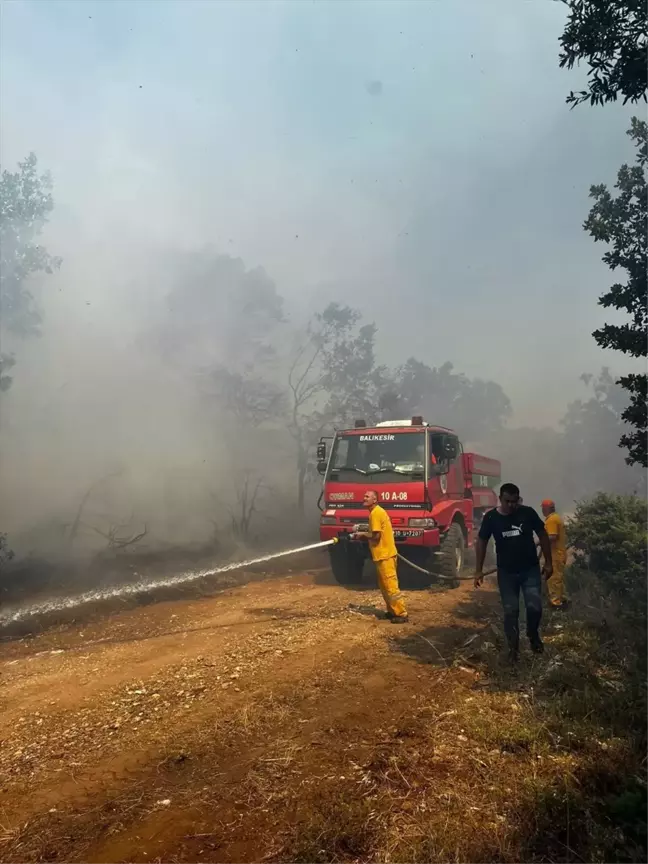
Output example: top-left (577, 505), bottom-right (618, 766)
top-left (408, 517), bottom-right (436, 529)
top-left (320, 516), bottom-right (337, 525)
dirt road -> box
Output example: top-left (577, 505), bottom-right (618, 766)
top-left (1, 558), bottom-right (565, 863)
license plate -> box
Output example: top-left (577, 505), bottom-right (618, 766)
top-left (395, 530), bottom-right (423, 539)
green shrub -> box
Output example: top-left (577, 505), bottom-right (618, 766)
top-left (607, 781), bottom-right (648, 850)
top-left (568, 493), bottom-right (647, 603)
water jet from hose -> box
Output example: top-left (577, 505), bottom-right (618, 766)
top-left (0, 538), bottom-right (339, 628)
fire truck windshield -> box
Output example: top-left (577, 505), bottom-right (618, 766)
top-left (328, 431), bottom-right (425, 482)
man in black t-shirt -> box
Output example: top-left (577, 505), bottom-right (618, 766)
top-left (474, 483), bottom-right (553, 661)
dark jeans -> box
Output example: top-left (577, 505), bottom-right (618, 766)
top-left (497, 565), bottom-right (542, 651)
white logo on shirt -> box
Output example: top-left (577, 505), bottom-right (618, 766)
top-left (502, 523), bottom-right (523, 538)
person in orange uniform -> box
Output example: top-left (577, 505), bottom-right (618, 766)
top-left (541, 499), bottom-right (567, 607)
top-left (352, 490), bottom-right (408, 623)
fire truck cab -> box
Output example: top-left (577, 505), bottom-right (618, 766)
top-left (317, 417), bottom-right (501, 585)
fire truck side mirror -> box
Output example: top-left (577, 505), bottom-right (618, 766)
top-left (316, 443), bottom-right (326, 461)
top-left (317, 460), bottom-right (327, 475)
top-left (444, 440), bottom-right (458, 460)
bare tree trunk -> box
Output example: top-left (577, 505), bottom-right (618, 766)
top-left (229, 473), bottom-right (264, 541)
top-left (67, 471), bottom-right (121, 550)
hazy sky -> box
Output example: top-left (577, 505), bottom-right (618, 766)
top-left (1, 0), bottom-right (638, 425)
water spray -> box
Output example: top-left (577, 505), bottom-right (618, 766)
top-left (0, 538), bottom-right (339, 628)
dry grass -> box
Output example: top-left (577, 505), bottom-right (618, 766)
top-left (273, 572), bottom-right (647, 864)
top-left (280, 790), bottom-right (382, 863)
top-left (3, 554), bottom-right (645, 863)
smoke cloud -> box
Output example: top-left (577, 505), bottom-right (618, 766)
top-left (0, 0), bottom-right (643, 562)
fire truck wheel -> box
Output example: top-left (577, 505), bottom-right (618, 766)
top-left (329, 543), bottom-right (365, 585)
top-left (437, 523), bottom-right (465, 587)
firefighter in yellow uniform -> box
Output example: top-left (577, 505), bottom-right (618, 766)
top-left (353, 490), bottom-right (408, 623)
top-left (541, 499), bottom-right (567, 607)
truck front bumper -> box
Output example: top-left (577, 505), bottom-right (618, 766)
top-left (319, 524), bottom-right (440, 548)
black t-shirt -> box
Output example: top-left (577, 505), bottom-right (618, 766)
top-left (478, 505), bottom-right (544, 572)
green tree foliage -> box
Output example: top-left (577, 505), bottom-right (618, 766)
top-left (158, 251), bottom-right (284, 368)
top-left (478, 369), bottom-right (643, 509)
top-left (287, 303), bottom-right (384, 511)
top-left (315, 304), bottom-right (386, 428)
top-left (159, 251), bottom-right (286, 423)
top-left (0, 152), bottom-right (61, 339)
top-left (0, 153), bottom-right (61, 395)
top-left (561, 369), bottom-right (645, 499)
top-left (568, 492), bottom-right (647, 608)
top-left (208, 367), bottom-right (285, 426)
top-left (155, 253), bottom-right (288, 527)
top-left (585, 119), bottom-right (647, 466)
top-left (559, 0), bottom-right (647, 107)
top-left (0, 353), bottom-right (15, 393)
top-left (379, 358), bottom-right (511, 440)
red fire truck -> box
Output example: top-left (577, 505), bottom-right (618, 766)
top-left (317, 417), bottom-right (501, 585)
